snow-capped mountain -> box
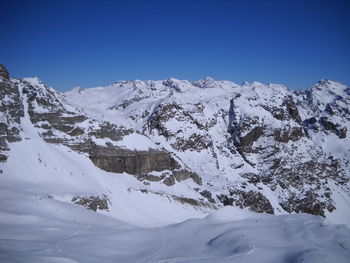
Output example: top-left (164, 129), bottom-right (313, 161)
top-left (1, 64), bottom-right (350, 262)
top-left (65, 73), bottom-right (350, 221)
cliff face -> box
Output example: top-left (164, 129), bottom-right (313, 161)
top-left (1, 66), bottom-right (349, 220)
top-left (89, 146), bottom-right (180, 174)
top-left (0, 65), bottom-right (23, 165)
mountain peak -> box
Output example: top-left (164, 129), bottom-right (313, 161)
top-left (310, 79), bottom-right (348, 96)
top-left (162, 78), bottom-right (192, 92)
top-left (203, 76), bottom-right (215, 82)
top-left (192, 77), bottom-right (218, 89)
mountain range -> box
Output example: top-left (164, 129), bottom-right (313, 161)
top-left (1, 64), bottom-right (349, 262)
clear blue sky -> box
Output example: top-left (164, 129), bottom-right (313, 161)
top-left (1, 0), bottom-right (349, 91)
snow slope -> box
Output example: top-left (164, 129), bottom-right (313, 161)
top-left (1, 202), bottom-right (350, 263)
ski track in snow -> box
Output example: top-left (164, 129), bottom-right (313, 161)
top-left (138, 228), bottom-right (166, 263)
top-left (56, 225), bottom-right (91, 253)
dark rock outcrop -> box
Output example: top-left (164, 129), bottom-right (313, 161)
top-left (0, 67), bottom-right (24, 163)
top-left (280, 191), bottom-right (335, 217)
top-left (89, 122), bottom-right (133, 141)
top-left (163, 170), bottom-right (202, 186)
top-left (163, 175), bottom-right (176, 186)
top-left (218, 189), bottom-right (274, 214)
top-left (199, 190), bottom-right (215, 203)
top-left (89, 145), bottom-right (181, 174)
top-left (171, 133), bottom-right (213, 152)
top-left (172, 170), bottom-right (202, 185)
top-left (273, 127), bottom-right (303, 142)
top-left (72, 195), bottom-right (110, 211)
top-left (319, 117), bottom-right (347, 139)
top-left (134, 188), bottom-right (217, 210)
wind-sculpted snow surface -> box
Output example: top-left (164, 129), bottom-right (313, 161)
top-left (1, 203), bottom-right (349, 263)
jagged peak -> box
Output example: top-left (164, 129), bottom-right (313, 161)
top-left (22, 77), bottom-right (61, 99)
top-left (310, 79), bottom-right (348, 96)
top-left (203, 76), bottom-right (215, 82)
top-left (162, 78), bottom-right (192, 92)
top-left (304, 79), bottom-right (349, 112)
top-left (315, 78), bottom-right (348, 86)
top-left (163, 77), bottom-right (189, 84)
top-left (192, 77), bottom-right (217, 88)
top-left (314, 79), bottom-right (346, 88)
top-left (317, 78), bottom-right (331, 85)
top-left (193, 77), bottom-right (238, 89)
top-left (195, 76), bottom-right (216, 83)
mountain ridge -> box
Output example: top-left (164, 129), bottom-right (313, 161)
top-left (1, 64), bottom-right (349, 227)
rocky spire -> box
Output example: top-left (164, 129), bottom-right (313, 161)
top-left (0, 64), bottom-right (9, 80)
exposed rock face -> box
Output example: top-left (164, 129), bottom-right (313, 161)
top-left (273, 127), bottom-right (303, 142)
top-left (87, 144), bottom-right (203, 185)
top-left (227, 84), bottom-right (306, 162)
top-left (238, 125), bottom-right (265, 153)
top-left (280, 191), bottom-right (335, 217)
top-left (89, 122), bottom-right (133, 141)
top-left (199, 190), bottom-right (215, 203)
top-left (89, 145), bottom-right (180, 174)
top-left (163, 170), bottom-right (202, 186)
top-left (217, 189), bottom-right (274, 214)
top-left (72, 195), bottom-right (110, 211)
top-left (147, 102), bottom-right (212, 152)
top-left (172, 170), bottom-right (202, 185)
top-left (319, 117), bottom-right (347, 138)
top-left (131, 188), bottom-right (217, 210)
top-left (0, 70), bottom-right (24, 164)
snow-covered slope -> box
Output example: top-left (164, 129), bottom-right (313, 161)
top-left (1, 65), bottom-right (350, 262)
top-left (1, 203), bottom-right (350, 263)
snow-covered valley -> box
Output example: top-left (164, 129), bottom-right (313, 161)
top-left (0, 64), bottom-right (350, 262)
